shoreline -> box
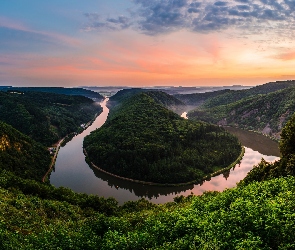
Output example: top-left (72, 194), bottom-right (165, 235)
top-left (83, 146), bottom-right (245, 187)
top-left (41, 107), bottom-right (102, 183)
top-left (223, 125), bottom-right (280, 142)
top-left (42, 137), bottom-right (65, 183)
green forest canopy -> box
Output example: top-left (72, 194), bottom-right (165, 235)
top-left (0, 121), bottom-right (51, 181)
top-left (108, 88), bottom-right (185, 114)
top-left (84, 92), bottom-right (242, 184)
top-left (188, 86), bottom-right (295, 138)
top-left (0, 91), bottom-right (102, 146)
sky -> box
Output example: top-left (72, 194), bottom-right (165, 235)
top-left (1, 0), bottom-right (295, 87)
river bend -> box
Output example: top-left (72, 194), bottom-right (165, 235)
top-left (50, 100), bottom-right (280, 204)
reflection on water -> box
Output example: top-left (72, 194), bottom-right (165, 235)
top-left (89, 164), bottom-right (194, 199)
top-left (224, 126), bottom-right (280, 157)
top-left (50, 100), bottom-right (280, 205)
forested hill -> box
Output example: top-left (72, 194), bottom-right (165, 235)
top-left (108, 88), bottom-right (185, 113)
top-left (0, 86), bottom-right (104, 101)
top-left (188, 86), bottom-right (295, 139)
top-left (0, 91), bottom-right (102, 145)
top-left (175, 80), bottom-right (295, 110)
top-left (201, 80), bottom-right (295, 109)
top-left (0, 121), bottom-right (51, 181)
top-left (108, 88), bottom-right (148, 106)
top-left (174, 89), bottom-right (231, 106)
top-left (84, 92), bottom-right (242, 184)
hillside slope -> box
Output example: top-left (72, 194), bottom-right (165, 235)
top-left (174, 89), bottom-right (231, 106)
top-left (189, 86), bottom-right (295, 139)
top-left (0, 91), bottom-right (102, 145)
top-left (202, 80), bottom-right (295, 109)
top-left (0, 121), bottom-right (51, 181)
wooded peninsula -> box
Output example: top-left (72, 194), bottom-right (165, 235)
top-left (84, 91), bottom-right (242, 184)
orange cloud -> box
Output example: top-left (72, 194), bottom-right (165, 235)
top-left (274, 51), bottom-right (295, 61)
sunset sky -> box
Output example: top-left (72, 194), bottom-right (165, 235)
top-left (1, 0), bottom-right (295, 87)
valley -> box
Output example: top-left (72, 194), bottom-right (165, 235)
top-left (0, 82), bottom-right (294, 249)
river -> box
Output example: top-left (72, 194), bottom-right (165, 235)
top-left (50, 99), bottom-right (280, 205)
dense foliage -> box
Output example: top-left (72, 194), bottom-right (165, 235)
top-left (174, 89), bottom-right (231, 106)
top-left (109, 88), bottom-right (185, 113)
top-left (188, 86), bottom-right (295, 139)
top-left (0, 91), bottom-right (102, 145)
top-left (280, 111), bottom-right (295, 159)
top-left (108, 88), bottom-right (148, 107)
top-left (143, 91), bottom-right (185, 113)
top-left (1, 167), bottom-right (295, 249)
top-left (0, 169), bottom-right (119, 215)
top-left (201, 80), bottom-right (295, 109)
top-left (84, 92), bottom-right (241, 184)
top-left (0, 86), bottom-right (104, 101)
top-left (0, 122), bottom-right (51, 181)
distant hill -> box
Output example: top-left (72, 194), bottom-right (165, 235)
top-left (173, 80), bottom-right (295, 111)
top-left (0, 86), bottom-right (104, 101)
top-left (0, 121), bottom-right (51, 181)
top-left (202, 80), bottom-right (295, 109)
top-left (144, 91), bottom-right (185, 114)
top-left (174, 89), bottom-right (231, 106)
top-left (84, 92), bottom-right (242, 184)
top-left (0, 91), bottom-right (102, 145)
top-left (108, 88), bottom-right (149, 107)
top-left (188, 86), bottom-right (295, 139)
top-left (109, 88), bottom-right (185, 113)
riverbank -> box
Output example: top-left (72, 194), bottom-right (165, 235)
top-left (224, 126), bottom-right (280, 157)
top-left (42, 137), bottom-right (65, 183)
top-left (202, 146), bottom-right (245, 180)
top-left (83, 146), bottom-right (245, 187)
top-left (42, 106), bottom-right (103, 183)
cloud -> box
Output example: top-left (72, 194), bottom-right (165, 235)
top-left (83, 13), bottom-right (131, 31)
top-left (0, 17), bottom-right (80, 53)
top-left (274, 51), bottom-right (295, 61)
top-left (83, 0), bottom-right (295, 36)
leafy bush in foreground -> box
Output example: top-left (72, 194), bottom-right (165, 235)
top-left (1, 172), bottom-right (295, 249)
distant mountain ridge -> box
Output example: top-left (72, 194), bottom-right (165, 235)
top-left (174, 89), bottom-right (231, 106)
top-left (0, 86), bottom-right (104, 101)
top-left (176, 80), bottom-right (295, 108)
top-left (202, 80), bottom-right (295, 109)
